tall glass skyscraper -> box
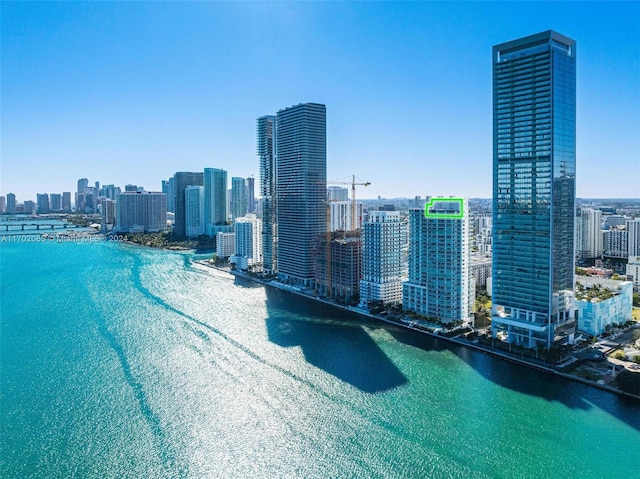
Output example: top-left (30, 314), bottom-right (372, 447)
top-left (173, 172), bottom-right (204, 237)
top-left (275, 103), bottom-right (327, 287)
top-left (204, 168), bottom-right (228, 235)
top-left (491, 31), bottom-right (577, 349)
top-left (257, 115), bottom-right (277, 274)
top-left (231, 177), bottom-right (247, 220)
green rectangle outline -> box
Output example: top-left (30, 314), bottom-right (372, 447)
top-left (424, 198), bottom-right (464, 219)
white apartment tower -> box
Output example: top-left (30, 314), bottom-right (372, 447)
top-left (330, 201), bottom-right (363, 232)
top-left (359, 210), bottom-right (405, 308)
top-left (216, 232), bottom-right (236, 258)
top-left (185, 185), bottom-right (205, 238)
top-left (402, 198), bottom-right (473, 325)
top-left (231, 214), bottom-right (263, 271)
top-left (578, 208), bottom-right (603, 260)
top-left (627, 219), bottom-right (640, 258)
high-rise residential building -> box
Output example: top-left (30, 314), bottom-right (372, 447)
top-left (99, 185), bottom-right (119, 201)
top-left (6, 193), bottom-right (16, 215)
top-left (0, 196), bottom-right (5, 213)
top-left (77, 178), bottom-right (88, 194)
top-left (173, 172), bottom-right (204, 237)
top-left (216, 231), bottom-right (236, 258)
top-left (475, 216), bottom-right (493, 255)
top-left (50, 193), bottom-right (62, 211)
top-left (329, 201), bottom-right (363, 232)
top-left (76, 178), bottom-right (89, 212)
top-left (36, 193), bottom-right (50, 214)
top-left (403, 198), bottom-right (473, 325)
top-left (603, 226), bottom-right (628, 258)
top-left (61, 192), bottom-right (72, 212)
top-left (231, 214), bottom-right (262, 271)
top-left (204, 168), bottom-right (228, 234)
top-left (327, 186), bottom-right (349, 202)
top-left (627, 219), bottom-right (640, 258)
top-left (471, 255), bottom-right (492, 291)
top-left (604, 215), bottom-right (628, 229)
top-left (359, 210), bottom-right (405, 308)
top-left (116, 191), bottom-right (167, 233)
top-left (101, 198), bottom-right (116, 232)
top-left (626, 256), bottom-right (640, 290)
top-left (84, 189), bottom-right (96, 212)
top-left (577, 208), bottom-right (603, 260)
top-left (315, 231), bottom-right (362, 303)
top-left (24, 200), bottom-right (36, 215)
top-left (246, 176), bottom-right (255, 213)
top-left (257, 115), bottom-right (277, 273)
top-left (167, 177), bottom-right (175, 214)
top-left (185, 186), bottom-right (205, 238)
top-left (161, 180), bottom-right (170, 203)
top-left (491, 31), bottom-right (577, 349)
top-left (275, 103), bottom-right (327, 287)
top-left (231, 177), bottom-right (248, 220)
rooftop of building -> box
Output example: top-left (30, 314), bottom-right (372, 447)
top-left (576, 277), bottom-right (633, 302)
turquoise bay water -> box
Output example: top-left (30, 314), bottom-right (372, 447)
top-left (1, 240), bottom-right (639, 478)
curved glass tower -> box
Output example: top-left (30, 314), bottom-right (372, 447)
top-left (491, 31), bottom-right (576, 349)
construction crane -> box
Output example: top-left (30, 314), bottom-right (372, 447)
top-left (327, 175), bottom-right (371, 232)
top-left (323, 175), bottom-right (370, 299)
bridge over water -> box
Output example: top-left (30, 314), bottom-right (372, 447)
top-left (2, 223), bottom-right (83, 231)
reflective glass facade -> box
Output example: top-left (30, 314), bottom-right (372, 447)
top-left (492, 31), bottom-right (576, 349)
top-left (275, 103), bottom-right (327, 286)
top-left (257, 115), bottom-right (277, 273)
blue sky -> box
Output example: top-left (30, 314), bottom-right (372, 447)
top-left (2, 1), bottom-right (639, 201)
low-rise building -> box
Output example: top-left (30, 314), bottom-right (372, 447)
top-left (576, 277), bottom-right (633, 336)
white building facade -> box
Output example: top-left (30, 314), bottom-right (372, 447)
top-left (329, 201), bottom-right (363, 232)
top-left (578, 208), bottom-right (603, 260)
top-left (626, 257), bottom-right (640, 290)
top-left (603, 226), bottom-right (628, 258)
top-left (216, 232), bottom-right (236, 258)
top-left (627, 219), bottom-right (640, 258)
top-left (402, 199), bottom-right (473, 325)
top-left (116, 191), bottom-right (167, 233)
top-left (185, 185), bottom-right (205, 238)
top-left (359, 211), bottom-right (405, 308)
top-left (231, 214), bottom-right (262, 271)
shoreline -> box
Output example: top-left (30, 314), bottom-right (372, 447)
top-left (194, 262), bottom-right (639, 401)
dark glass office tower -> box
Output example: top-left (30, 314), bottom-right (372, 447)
top-left (275, 103), bottom-right (327, 287)
top-left (173, 172), bottom-right (204, 237)
top-left (491, 31), bottom-right (576, 349)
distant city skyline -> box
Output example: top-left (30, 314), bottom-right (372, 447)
top-left (2, 2), bottom-right (639, 201)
